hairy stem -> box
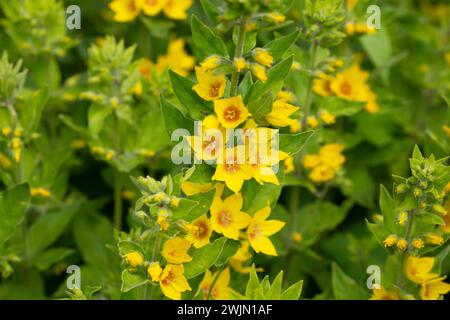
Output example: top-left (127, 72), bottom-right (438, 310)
top-left (301, 40), bottom-right (319, 128)
top-left (112, 112), bottom-right (122, 230)
top-left (397, 210), bottom-right (415, 288)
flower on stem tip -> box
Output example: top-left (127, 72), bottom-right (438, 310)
top-left (162, 237), bottom-right (192, 264)
top-left (193, 67), bottom-right (226, 101)
top-left (214, 96), bottom-right (250, 129)
top-left (199, 268), bottom-right (232, 300)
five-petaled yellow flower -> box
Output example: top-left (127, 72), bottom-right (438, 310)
top-left (158, 264), bottom-right (192, 300)
top-left (162, 237), bottom-right (192, 264)
top-left (210, 191), bottom-right (251, 240)
top-left (265, 99), bottom-right (299, 128)
top-left (214, 96), bottom-right (251, 129)
top-left (199, 268), bottom-right (232, 300)
top-left (184, 215), bottom-right (212, 248)
top-left (193, 67), bottom-right (226, 101)
top-left (247, 206), bottom-right (285, 256)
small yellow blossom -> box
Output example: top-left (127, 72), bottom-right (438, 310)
top-left (412, 238), bottom-right (424, 249)
top-left (443, 125), bottom-right (450, 137)
top-left (210, 192), bottom-right (251, 240)
top-left (284, 156), bottom-right (295, 174)
top-left (214, 96), bottom-right (250, 129)
top-left (383, 234), bottom-right (397, 247)
top-left (181, 181), bottom-right (214, 196)
top-left (253, 49), bottom-right (273, 67)
top-left (156, 38), bottom-right (195, 76)
top-left (162, 237), bottom-right (192, 264)
top-left (109, 0), bottom-right (140, 22)
top-left (265, 99), bottom-right (299, 127)
top-left (251, 64), bottom-right (268, 82)
top-left (370, 287), bottom-right (399, 300)
top-left (157, 208), bottom-right (170, 231)
top-left (0, 153), bottom-right (12, 169)
top-left (123, 251), bottom-right (144, 268)
top-left (234, 57), bottom-right (247, 72)
top-left (292, 232), bottom-right (302, 243)
top-left (2, 127), bottom-right (11, 137)
top-left (245, 22), bottom-right (256, 32)
top-left (396, 238), bottom-right (408, 251)
top-left (320, 112), bottom-right (336, 125)
top-left (313, 74), bottom-right (334, 97)
top-left (193, 67), bottom-right (226, 101)
top-left (200, 55), bottom-right (221, 72)
top-left (266, 12), bottom-right (286, 24)
top-left (184, 215), bottom-right (212, 248)
top-left (199, 268), bottom-right (231, 300)
top-left (138, 0), bottom-right (166, 16)
top-left (158, 264), bottom-right (191, 300)
top-left (30, 188), bottom-right (52, 198)
top-left (247, 206), bottom-right (285, 256)
top-left (423, 233), bottom-right (444, 246)
top-left (163, 0), bottom-right (193, 20)
top-left (397, 211), bottom-right (408, 226)
top-left (307, 116), bottom-right (319, 128)
top-left (406, 256), bottom-right (438, 284)
top-left (147, 261), bottom-right (163, 282)
top-left (420, 276), bottom-right (450, 300)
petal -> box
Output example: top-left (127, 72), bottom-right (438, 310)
top-left (253, 206), bottom-right (271, 222)
top-left (260, 220), bottom-right (285, 236)
top-left (249, 236), bottom-right (277, 256)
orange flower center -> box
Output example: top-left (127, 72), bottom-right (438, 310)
top-left (146, 0), bottom-right (157, 5)
top-left (161, 270), bottom-right (175, 286)
top-left (128, 0), bottom-right (137, 12)
top-left (223, 106), bottom-right (240, 122)
top-left (218, 210), bottom-right (232, 227)
top-left (324, 80), bottom-right (332, 93)
top-left (248, 224), bottom-right (261, 240)
top-left (209, 82), bottom-right (222, 98)
top-left (340, 82), bottom-right (352, 95)
top-left (193, 220), bottom-right (209, 239)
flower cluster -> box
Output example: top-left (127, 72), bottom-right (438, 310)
top-left (109, 0), bottom-right (193, 22)
top-left (302, 144), bottom-right (346, 183)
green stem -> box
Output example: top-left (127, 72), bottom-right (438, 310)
top-left (230, 16), bottom-right (247, 97)
top-left (397, 210), bottom-right (415, 288)
top-left (112, 112), bottom-right (122, 230)
top-left (301, 40), bottom-right (319, 128)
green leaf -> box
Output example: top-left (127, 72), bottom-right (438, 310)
top-left (191, 15), bottom-right (228, 59)
top-left (379, 185), bottom-right (396, 232)
top-left (360, 30), bottom-right (391, 82)
top-left (121, 270), bottom-right (148, 292)
top-left (20, 88), bottom-right (48, 133)
top-left (169, 70), bottom-right (211, 119)
top-left (26, 203), bottom-right (78, 259)
top-left (281, 280), bottom-right (303, 300)
top-left (0, 184), bottom-right (30, 250)
top-left (245, 265), bottom-right (261, 299)
top-left (247, 92), bottom-right (273, 119)
top-left (366, 220), bottom-right (386, 246)
top-left (332, 263), bottom-right (369, 300)
top-left (184, 164), bottom-right (215, 183)
top-left (319, 96), bottom-right (365, 117)
top-left (264, 29), bottom-right (300, 60)
top-left (160, 95), bottom-right (194, 137)
top-left (214, 240), bottom-right (239, 267)
top-left (33, 248), bottom-right (74, 271)
top-left (279, 131), bottom-right (314, 155)
top-left (245, 56), bottom-right (293, 104)
top-left (184, 237), bottom-right (227, 279)
top-left (242, 179), bottom-right (282, 214)
top-left (88, 104), bottom-right (112, 138)
top-left (183, 189), bottom-right (216, 221)
top-left (416, 213), bottom-right (445, 226)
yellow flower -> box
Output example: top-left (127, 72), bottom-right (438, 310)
top-left (11, 138), bottom-right (21, 162)
top-left (330, 64), bottom-right (370, 102)
top-left (292, 232), bottom-right (302, 243)
top-left (277, 90), bottom-right (295, 103)
top-left (307, 116), bottom-right (319, 128)
top-left (193, 67), bottom-right (226, 101)
top-left (247, 206), bottom-right (285, 256)
top-left (157, 208), bottom-right (170, 230)
top-left (420, 276), bottom-right (450, 300)
top-left (184, 215), bottom-right (212, 248)
top-left (396, 238), bottom-right (408, 251)
top-left (245, 22), bottom-right (256, 32)
top-left (284, 156), bottom-right (295, 174)
top-left (265, 99), bottom-right (299, 127)
top-left (162, 237), bottom-right (192, 264)
top-left (109, 0), bottom-right (141, 22)
top-left (234, 57), bottom-right (247, 72)
top-left (124, 251), bottom-right (144, 268)
top-left (347, 0), bottom-right (359, 10)
top-left (253, 49), bottom-right (273, 67)
top-left (181, 181), bottom-right (214, 196)
top-left (200, 55), bottom-right (221, 72)
top-left (229, 241), bottom-right (262, 274)
top-left (0, 153), bottom-right (12, 169)
top-left (2, 127), bottom-right (11, 137)
top-left (412, 238), bottom-right (424, 249)
top-left (158, 264), bottom-right (191, 300)
top-left (405, 256), bottom-right (438, 284)
top-left (210, 192), bottom-right (251, 240)
top-left (424, 233), bottom-right (444, 246)
top-left (397, 211), bottom-right (408, 226)
top-left (30, 188), bottom-right (52, 198)
top-left (320, 111), bottom-right (336, 125)
top-left (199, 268), bottom-right (232, 300)
top-left (147, 261), bottom-right (163, 282)
top-left (309, 165), bottom-right (335, 182)
top-left (370, 287), bottom-right (399, 300)
top-left (289, 120), bottom-right (301, 133)
top-left (163, 0), bottom-right (193, 20)
top-left (212, 146), bottom-right (253, 193)
top-left (313, 74), bottom-right (334, 97)
top-left (156, 38), bottom-right (195, 76)
top-left (383, 234), bottom-right (397, 247)
top-left (303, 154), bottom-right (320, 169)
top-left (266, 12), bottom-right (286, 24)
top-left (138, 0), bottom-right (166, 16)
top-left (443, 125), bottom-right (450, 137)
top-left (214, 96), bottom-right (250, 129)
top-left (251, 64), bottom-right (268, 82)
